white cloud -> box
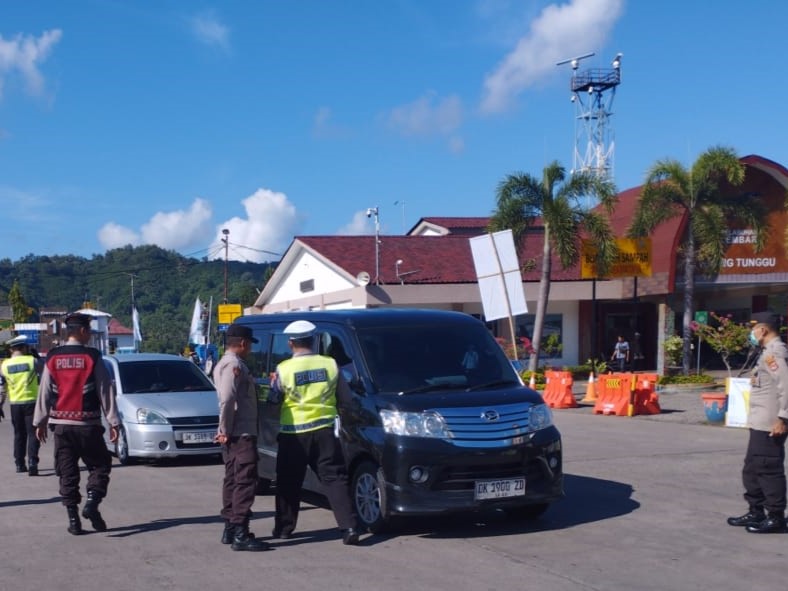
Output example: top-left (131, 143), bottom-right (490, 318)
top-left (0, 29), bottom-right (62, 99)
top-left (387, 91), bottom-right (464, 137)
top-left (312, 106), bottom-right (351, 139)
top-left (97, 198), bottom-right (213, 252)
top-left (98, 222), bottom-right (140, 250)
top-left (337, 211), bottom-right (374, 236)
top-left (190, 12), bottom-right (230, 50)
top-left (210, 188), bottom-right (300, 263)
top-left (480, 0), bottom-right (624, 114)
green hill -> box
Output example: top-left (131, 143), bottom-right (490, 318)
top-left (0, 245), bottom-right (274, 353)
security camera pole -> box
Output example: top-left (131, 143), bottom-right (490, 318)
top-left (367, 207), bottom-right (380, 284)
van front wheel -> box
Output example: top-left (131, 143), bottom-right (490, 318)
top-left (351, 461), bottom-right (389, 534)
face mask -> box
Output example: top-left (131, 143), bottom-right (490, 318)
top-left (748, 330), bottom-right (759, 347)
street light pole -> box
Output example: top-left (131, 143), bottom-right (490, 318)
top-left (221, 228), bottom-right (229, 303)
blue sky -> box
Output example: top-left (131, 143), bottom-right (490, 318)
top-left (0, 0), bottom-right (784, 263)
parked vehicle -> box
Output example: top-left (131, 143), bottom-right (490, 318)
top-left (235, 308), bottom-right (563, 532)
top-left (102, 353), bottom-right (220, 464)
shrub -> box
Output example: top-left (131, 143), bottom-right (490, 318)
top-left (657, 373), bottom-right (716, 385)
top-left (663, 335), bottom-right (684, 366)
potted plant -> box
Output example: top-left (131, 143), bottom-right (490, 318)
top-left (690, 312), bottom-right (751, 423)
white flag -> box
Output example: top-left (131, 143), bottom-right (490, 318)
top-left (132, 307), bottom-right (143, 343)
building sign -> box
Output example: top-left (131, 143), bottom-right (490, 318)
top-left (217, 304), bottom-right (243, 325)
top-left (581, 238), bottom-right (652, 279)
top-left (719, 218), bottom-right (788, 274)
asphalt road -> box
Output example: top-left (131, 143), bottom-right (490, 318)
top-left (0, 404), bottom-right (784, 591)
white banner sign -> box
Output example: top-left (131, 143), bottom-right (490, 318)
top-left (469, 230), bottom-right (528, 322)
top-left (726, 377), bottom-right (750, 428)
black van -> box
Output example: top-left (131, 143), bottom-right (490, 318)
top-left (235, 308), bottom-right (563, 532)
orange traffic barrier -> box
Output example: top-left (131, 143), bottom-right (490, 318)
top-left (542, 370), bottom-right (577, 409)
top-left (529, 373), bottom-right (536, 389)
top-left (632, 373), bottom-right (661, 415)
top-left (581, 371), bottom-right (597, 403)
top-left (593, 372), bottom-right (634, 416)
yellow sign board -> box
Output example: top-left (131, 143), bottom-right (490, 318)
top-left (581, 237), bottom-right (652, 279)
top-left (217, 304), bottom-right (243, 325)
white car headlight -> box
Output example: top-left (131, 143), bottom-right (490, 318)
top-left (136, 408), bottom-right (169, 424)
top-left (528, 403), bottom-right (553, 431)
top-left (380, 409), bottom-right (452, 438)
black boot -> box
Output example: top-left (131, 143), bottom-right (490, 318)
top-left (28, 462), bottom-right (38, 477)
top-left (15, 462), bottom-right (27, 473)
top-left (66, 505), bottom-right (83, 535)
top-left (81, 491), bottom-right (107, 532)
top-left (746, 513), bottom-right (788, 534)
top-left (727, 509), bottom-right (765, 527)
top-left (221, 520), bottom-right (233, 545)
top-left (231, 525), bottom-right (270, 551)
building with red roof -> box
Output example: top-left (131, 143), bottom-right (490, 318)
top-left (251, 155), bottom-right (788, 371)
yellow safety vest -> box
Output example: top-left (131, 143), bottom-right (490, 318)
top-left (277, 355), bottom-right (339, 434)
top-left (1, 355), bottom-right (39, 404)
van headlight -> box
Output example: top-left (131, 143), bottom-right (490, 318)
top-left (380, 409), bottom-right (452, 438)
top-left (528, 403), bottom-right (553, 431)
top-left (136, 408), bottom-right (169, 424)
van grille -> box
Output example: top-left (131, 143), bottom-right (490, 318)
top-left (438, 403), bottom-right (534, 448)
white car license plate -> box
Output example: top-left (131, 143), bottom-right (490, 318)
top-left (182, 431), bottom-right (215, 444)
top-left (474, 477), bottom-right (526, 500)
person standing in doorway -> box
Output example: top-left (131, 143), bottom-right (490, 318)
top-left (610, 334), bottom-right (630, 372)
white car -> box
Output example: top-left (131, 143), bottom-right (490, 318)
top-left (102, 353), bottom-right (220, 464)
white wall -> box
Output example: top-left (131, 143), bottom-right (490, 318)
top-left (269, 251), bottom-right (355, 305)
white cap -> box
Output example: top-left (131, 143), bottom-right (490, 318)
top-left (283, 320), bottom-right (316, 339)
top-left (6, 335), bottom-right (29, 348)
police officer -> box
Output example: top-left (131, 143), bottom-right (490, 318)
top-left (269, 320), bottom-right (360, 545)
top-left (33, 313), bottom-right (120, 535)
top-left (0, 335), bottom-right (43, 475)
top-left (214, 324), bottom-right (269, 551)
top-left (727, 311), bottom-right (788, 534)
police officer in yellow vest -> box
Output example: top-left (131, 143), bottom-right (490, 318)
top-left (0, 335), bottom-right (43, 475)
top-left (269, 320), bottom-right (360, 545)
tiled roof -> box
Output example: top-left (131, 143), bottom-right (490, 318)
top-left (108, 318), bottom-right (133, 335)
top-left (418, 217), bottom-right (491, 230)
top-left (298, 229), bottom-right (581, 284)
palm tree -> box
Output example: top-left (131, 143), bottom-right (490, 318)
top-left (488, 161), bottom-right (618, 372)
top-left (627, 146), bottom-right (767, 374)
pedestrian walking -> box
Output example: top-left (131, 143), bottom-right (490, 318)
top-left (33, 313), bottom-right (120, 535)
top-left (214, 324), bottom-right (269, 551)
top-left (726, 311), bottom-right (788, 534)
top-left (610, 334), bottom-right (630, 372)
top-left (0, 335), bottom-right (44, 475)
top-left (269, 320), bottom-right (360, 545)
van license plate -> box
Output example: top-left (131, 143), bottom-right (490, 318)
top-left (182, 431), bottom-right (215, 444)
top-left (474, 477), bottom-right (526, 500)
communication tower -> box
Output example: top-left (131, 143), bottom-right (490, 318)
top-left (556, 52), bottom-right (622, 181)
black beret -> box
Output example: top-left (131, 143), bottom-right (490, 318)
top-left (64, 313), bottom-right (92, 328)
top-left (226, 324), bottom-right (258, 343)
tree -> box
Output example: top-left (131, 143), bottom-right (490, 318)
top-left (691, 312), bottom-right (750, 377)
top-left (8, 280), bottom-right (33, 323)
top-left (488, 161), bottom-right (618, 372)
top-left (627, 146), bottom-right (768, 374)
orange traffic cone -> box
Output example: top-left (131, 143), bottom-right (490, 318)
top-left (529, 373), bottom-right (536, 389)
top-left (581, 371), bottom-right (597, 402)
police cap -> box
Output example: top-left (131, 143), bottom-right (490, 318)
top-left (225, 324), bottom-right (259, 343)
top-left (750, 311), bottom-right (779, 327)
top-left (6, 334), bottom-right (29, 348)
top-left (283, 320), bottom-right (316, 339)
top-left (64, 313), bottom-right (92, 328)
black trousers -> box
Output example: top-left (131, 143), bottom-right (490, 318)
top-left (220, 435), bottom-right (258, 525)
top-left (742, 428), bottom-right (787, 515)
top-left (53, 424), bottom-right (112, 507)
top-left (10, 403), bottom-right (39, 466)
top-left (275, 428), bottom-right (356, 533)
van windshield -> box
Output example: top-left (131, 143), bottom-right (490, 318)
top-left (355, 323), bottom-right (518, 393)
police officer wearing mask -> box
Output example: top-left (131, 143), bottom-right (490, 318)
top-left (727, 311), bottom-right (788, 534)
top-left (269, 320), bottom-right (360, 545)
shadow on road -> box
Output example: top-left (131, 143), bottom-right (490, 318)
top-left (107, 510), bottom-right (275, 538)
top-left (0, 496), bottom-right (61, 509)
